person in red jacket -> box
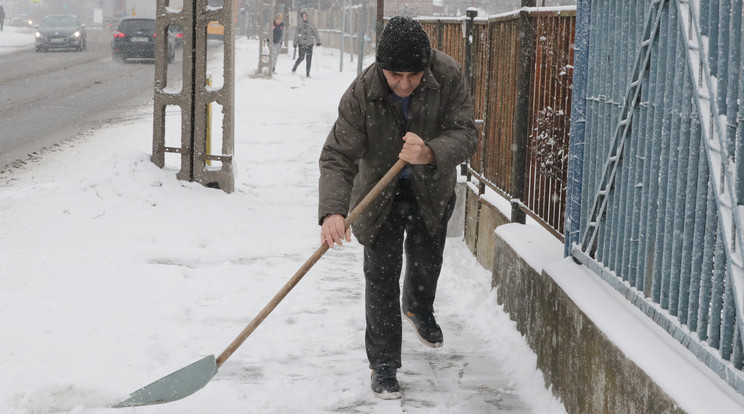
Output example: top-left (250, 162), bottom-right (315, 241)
top-left (269, 13), bottom-right (284, 73)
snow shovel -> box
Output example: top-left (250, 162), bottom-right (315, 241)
top-left (112, 159), bottom-right (407, 408)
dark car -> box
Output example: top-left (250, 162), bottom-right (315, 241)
top-left (111, 17), bottom-right (175, 63)
top-left (9, 14), bottom-right (34, 27)
top-left (170, 24), bottom-right (184, 49)
top-left (35, 15), bottom-right (87, 52)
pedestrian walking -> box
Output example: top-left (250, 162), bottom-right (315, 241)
top-left (291, 11), bottom-right (320, 78)
top-left (269, 12), bottom-right (284, 73)
top-left (0, 7), bottom-right (6, 32)
top-left (317, 16), bottom-right (477, 400)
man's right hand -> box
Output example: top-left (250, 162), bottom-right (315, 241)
top-left (321, 214), bottom-right (351, 248)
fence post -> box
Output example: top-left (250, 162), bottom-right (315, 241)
top-left (565, 0), bottom-right (590, 257)
top-left (463, 9), bottom-right (477, 179)
top-left (465, 8), bottom-right (477, 92)
top-left (511, 4), bottom-right (535, 224)
top-left (339, 1), bottom-right (346, 72)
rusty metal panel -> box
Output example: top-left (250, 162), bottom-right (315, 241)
top-left (419, 18), bottom-right (466, 72)
top-left (419, 21), bottom-right (439, 50)
top-left (524, 12), bottom-right (575, 236)
top-left (441, 22), bottom-right (466, 70)
top-left (484, 16), bottom-right (520, 194)
top-left (470, 20), bottom-right (490, 176)
top-left (417, 11), bottom-right (575, 238)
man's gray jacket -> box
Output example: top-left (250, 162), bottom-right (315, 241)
top-left (318, 49), bottom-right (477, 246)
top-left (294, 19), bottom-right (319, 47)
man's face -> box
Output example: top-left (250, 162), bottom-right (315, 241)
top-left (382, 69), bottom-right (424, 98)
top-left (301, 13), bottom-right (307, 21)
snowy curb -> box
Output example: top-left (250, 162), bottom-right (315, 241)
top-left (492, 223), bottom-right (744, 414)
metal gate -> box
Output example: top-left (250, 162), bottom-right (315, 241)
top-left (566, 0), bottom-right (744, 395)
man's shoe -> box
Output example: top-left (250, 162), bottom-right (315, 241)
top-left (403, 309), bottom-right (443, 348)
top-left (370, 366), bottom-right (401, 400)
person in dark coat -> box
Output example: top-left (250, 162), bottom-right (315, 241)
top-left (269, 13), bottom-right (284, 73)
top-left (318, 16), bottom-right (477, 399)
top-left (291, 11), bottom-right (320, 78)
top-left (0, 7), bottom-right (6, 31)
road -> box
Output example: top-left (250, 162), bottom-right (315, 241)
top-left (0, 28), bottom-right (170, 169)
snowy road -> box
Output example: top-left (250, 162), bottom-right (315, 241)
top-left (0, 28), bottom-right (186, 170)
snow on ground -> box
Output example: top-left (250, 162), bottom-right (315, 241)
top-left (0, 34), bottom-right (567, 413)
top-left (0, 24), bottom-right (36, 53)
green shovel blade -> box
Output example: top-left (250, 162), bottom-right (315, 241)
top-left (112, 355), bottom-right (218, 408)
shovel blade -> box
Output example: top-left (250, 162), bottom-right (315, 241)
top-left (112, 355), bottom-right (218, 408)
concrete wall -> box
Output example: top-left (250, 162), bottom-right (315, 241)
top-left (491, 233), bottom-right (686, 414)
top-left (474, 194), bottom-right (508, 270)
top-left (446, 179), bottom-right (467, 238)
top-left (456, 181), bottom-right (689, 414)
top-left (462, 183), bottom-right (509, 270)
top-left (464, 182), bottom-right (479, 254)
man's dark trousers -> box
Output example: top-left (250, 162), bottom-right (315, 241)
top-left (292, 45), bottom-right (314, 75)
top-left (364, 177), bottom-right (455, 369)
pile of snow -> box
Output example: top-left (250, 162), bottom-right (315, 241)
top-left (0, 25), bottom-right (36, 52)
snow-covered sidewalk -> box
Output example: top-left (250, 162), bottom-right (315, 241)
top-left (0, 25), bottom-right (36, 53)
top-left (0, 37), bottom-right (565, 413)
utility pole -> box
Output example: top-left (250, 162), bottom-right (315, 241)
top-left (375, 0), bottom-right (383, 45)
top-left (356, 0), bottom-right (366, 75)
top-left (339, 0), bottom-right (345, 72)
top-left (348, 0), bottom-right (353, 62)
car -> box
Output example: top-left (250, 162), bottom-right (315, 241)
top-left (9, 14), bottom-right (34, 27)
top-left (103, 17), bottom-right (118, 31)
top-left (111, 17), bottom-right (175, 63)
top-left (35, 15), bottom-right (86, 52)
top-left (170, 24), bottom-right (184, 49)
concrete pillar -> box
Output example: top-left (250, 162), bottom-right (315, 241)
top-left (152, 0), bottom-right (235, 193)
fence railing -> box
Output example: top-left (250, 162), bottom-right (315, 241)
top-left (418, 10), bottom-right (575, 241)
top-left (413, 2), bottom-right (744, 398)
top-left (314, 10), bottom-right (573, 243)
top-left (566, 0), bottom-right (744, 396)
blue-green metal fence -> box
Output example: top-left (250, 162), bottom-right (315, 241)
top-left (566, 0), bottom-right (744, 395)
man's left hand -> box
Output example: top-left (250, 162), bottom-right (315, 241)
top-left (400, 132), bottom-right (435, 164)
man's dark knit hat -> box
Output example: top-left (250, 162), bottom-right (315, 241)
top-left (376, 16), bottom-right (431, 72)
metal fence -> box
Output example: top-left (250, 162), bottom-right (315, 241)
top-left (419, 18), bottom-right (467, 66)
top-left (566, 0), bottom-right (744, 396)
top-left (421, 10), bottom-right (576, 240)
top-left (418, 1), bottom-right (744, 397)
top-left (317, 11), bottom-right (574, 241)
top-left (528, 11), bottom-right (575, 236)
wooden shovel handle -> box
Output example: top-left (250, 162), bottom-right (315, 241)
top-left (216, 159), bottom-right (407, 367)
